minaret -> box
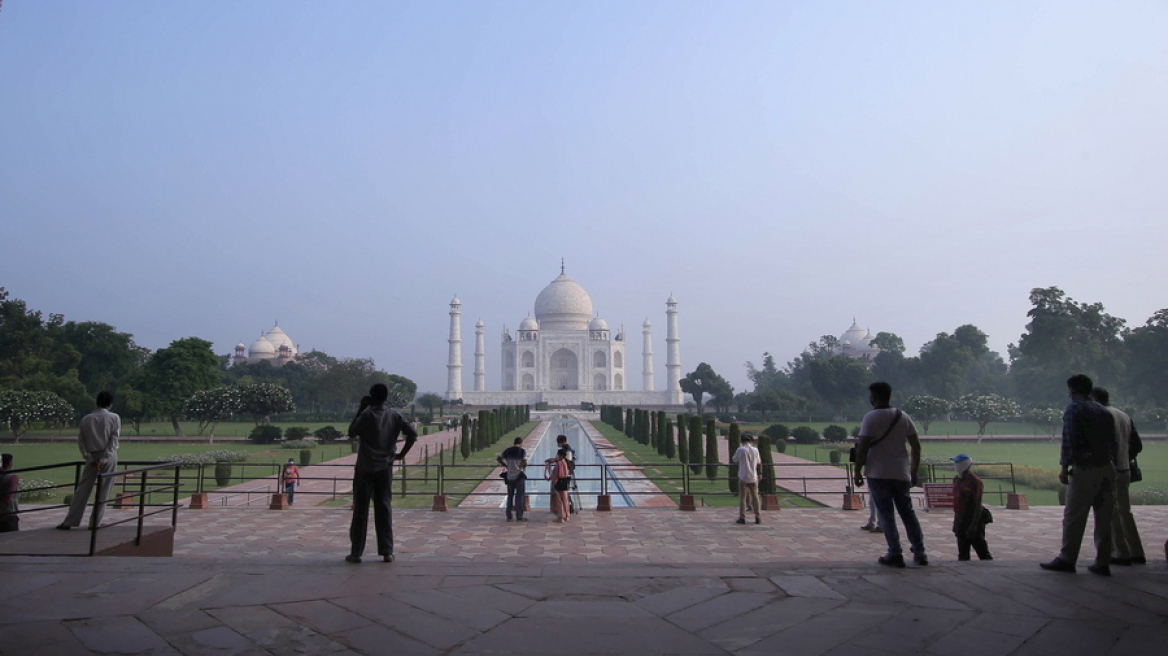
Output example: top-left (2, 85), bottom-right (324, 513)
top-left (474, 319), bottom-right (486, 392)
top-left (642, 319), bottom-right (655, 391)
top-left (665, 295), bottom-right (682, 394)
top-left (446, 296), bottom-right (463, 401)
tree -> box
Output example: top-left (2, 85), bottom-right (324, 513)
top-left (951, 394), bottom-right (1020, 443)
top-left (183, 387), bottom-right (242, 440)
top-left (676, 413), bottom-right (688, 466)
top-left (807, 356), bottom-right (872, 419)
top-left (1009, 287), bottom-right (1126, 406)
top-left (237, 383), bottom-right (295, 425)
top-left (745, 352), bottom-right (786, 393)
top-left (114, 386), bottom-right (151, 436)
top-left (901, 396), bottom-right (951, 435)
top-left (140, 338), bottom-right (221, 435)
top-left (416, 392), bottom-right (444, 418)
top-left (460, 414), bottom-right (470, 459)
top-left (749, 388), bottom-right (807, 422)
top-left (53, 320), bottom-right (147, 397)
top-left (1025, 407), bottom-right (1063, 442)
top-left (1123, 309), bottom-right (1168, 407)
top-left (704, 418), bottom-right (718, 481)
top-left (688, 415), bottom-right (703, 474)
top-left (680, 363), bottom-right (731, 417)
top-left (0, 389), bottom-right (73, 441)
top-left (726, 423), bottom-right (740, 495)
top-left (757, 435), bottom-right (777, 495)
top-left (381, 374), bottom-right (416, 409)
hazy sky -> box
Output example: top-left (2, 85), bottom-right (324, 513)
top-left (2, 1), bottom-right (1165, 397)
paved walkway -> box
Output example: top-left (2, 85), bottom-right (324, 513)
top-left (3, 504), bottom-right (1165, 655)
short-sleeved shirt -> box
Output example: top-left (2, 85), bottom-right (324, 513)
top-left (732, 445), bottom-right (761, 484)
top-left (348, 405), bottom-right (418, 474)
top-left (859, 408), bottom-right (918, 482)
top-left (499, 446), bottom-right (527, 481)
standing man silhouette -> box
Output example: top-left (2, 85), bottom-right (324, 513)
top-left (346, 383), bottom-right (417, 563)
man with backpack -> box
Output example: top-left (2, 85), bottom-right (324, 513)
top-left (853, 382), bottom-right (927, 568)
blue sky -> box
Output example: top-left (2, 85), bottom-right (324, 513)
top-left (2, 1), bottom-right (1165, 396)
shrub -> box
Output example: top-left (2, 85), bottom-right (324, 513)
top-left (829, 450), bottom-right (842, 464)
top-left (774, 438), bottom-right (787, 453)
top-left (314, 426), bottom-right (343, 443)
top-left (762, 424), bottom-right (790, 440)
top-left (284, 426), bottom-right (311, 441)
top-left (851, 426), bottom-right (860, 437)
top-left (299, 449), bottom-right (311, 467)
top-left (156, 450), bottom-right (249, 468)
top-left (248, 425), bottom-right (282, 444)
top-left (823, 425), bottom-right (848, 441)
top-left (791, 426), bottom-right (820, 444)
top-left (214, 463), bottom-right (233, 486)
top-left (18, 478), bottom-right (57, 503)
top-left (1130, 487), bottom-right (1168, 505)
top-left (281, 439), bottom-right (316, 449)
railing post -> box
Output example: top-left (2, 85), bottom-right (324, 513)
top-left (679, 463), bottom-right (696, 511)
top-left (431, 463), bottom-right (448, 511)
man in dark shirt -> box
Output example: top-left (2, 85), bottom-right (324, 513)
top-left (1040, 374), bottom-right (1117, 576)
top-left (346, 383), bottom-right (417, 563)
top-left (496, 438), bottom-right (528, 522)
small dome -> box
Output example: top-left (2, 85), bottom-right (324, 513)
top-left (519, 316), bottom-right (539, 331)
top-left (589, 316), bottom-right (609, 331)
top-left (534, 272), bottom-right (593, 330)
top-left (235, 342), bottom-right (246, 349)
top-left (249, 336), bottom-right (275, 356)
top-left (840, 321), bottom-right (868, 348)
top-left (643, 319), bottom-right (652, 328)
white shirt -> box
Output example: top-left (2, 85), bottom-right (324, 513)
top-left (732, 444), bottom-right (761, 484)
top-left (859, 408), bottom-right (918, 482)
top-left (78, 408), bottom-right (120, 463)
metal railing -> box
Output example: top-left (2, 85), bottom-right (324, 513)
top-left (1, 460), bottom-right (183, 556)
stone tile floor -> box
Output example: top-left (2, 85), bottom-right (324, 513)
top-left (2, 505), bottom-right (1165, 654)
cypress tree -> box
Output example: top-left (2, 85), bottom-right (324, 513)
top-left (688, 415), bottom-right (703, 475)
top-left (650, 410), bottom-right (658, 451)
top-left (460, 415), bottom-right (470, 460)
top-left (656, 411), bottom-right (668, 456)
top-left (705, 418), bottom-right (718, 481)
top-left (625, 408), bottom-right (634, 437)
top-left (727, 423), bottom-right (741, 495)
top-left (758, 435), bottom-right (776, 495)
top-left (664, 419), bottom-right (675, 459)
top-left (676, 414), bottom-right (688, 465)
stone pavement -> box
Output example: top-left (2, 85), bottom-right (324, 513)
top-left (3, 504), bottom-right (1166, 655)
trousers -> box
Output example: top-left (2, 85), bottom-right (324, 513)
top-left (349, 468), bottom-right (393, 557)
top-left (62, 458), bottom-right (118, 528)
top-left (868, 478), bottom-right (926, 558)
top-left (1060, 462), bottom-right (1116, 565)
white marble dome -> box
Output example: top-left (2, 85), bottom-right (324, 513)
top-left (534, 273), bottom-right (593, 331)
top-left (519, 316), bottom-right (539, 331)
top-left (840, 321), bottom-right (870, 349)
top-left (264, 325), bottom-right (296, 354)
top-left (249, 336), bottom-right (276, 357)
top-left (589, 316), bottom-right (609, 331)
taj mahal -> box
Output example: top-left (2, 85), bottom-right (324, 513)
top-left (445, 267), bottom-right (684, 406)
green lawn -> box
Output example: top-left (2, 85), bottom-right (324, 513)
top-left (590, 422), bottom-right (819, 508)
top-left (7, 441), bottom-right (358, 503)
top-left (734, 419), bottom-right (1058, 439)
top-left (794, 439), bottom-right (1168, 506)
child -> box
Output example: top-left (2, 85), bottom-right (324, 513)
top-left (951, 454), bottom-right (992, 561)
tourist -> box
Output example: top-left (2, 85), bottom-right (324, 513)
top-left (853, 381), bottom-right (928, 567)
top-left (58, 391), bottom-right (120, 531)
top-left (1041, 374), bottom-right (1117, 576)
top-left (732, 434), bottom-right (762, 525)
top-left (549, 448), bottom-right (572, 523)
top-left (1090, 387), bottom-right (1146, 566)
top-left (496, 437), bottom-right (528, 522)
top-left (545, 434), bottom-right (576, 515)
top-left (950, 454), bottom-right (992, 561)
top-left (0, 453), bottom-right (19, 532)
top-left (345, 384), bottom-right (417, 563)
top-left (281, 459), bottom-right (300, 505)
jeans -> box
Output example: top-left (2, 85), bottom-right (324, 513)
top-left (868, 478), bottom-right (925, 558)
top-left (505, 477), bottom-right (526, 520)
top-left (349, 468), bottom-right (393, 557)
top-left (285, 482), bottom-right (296, 505)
